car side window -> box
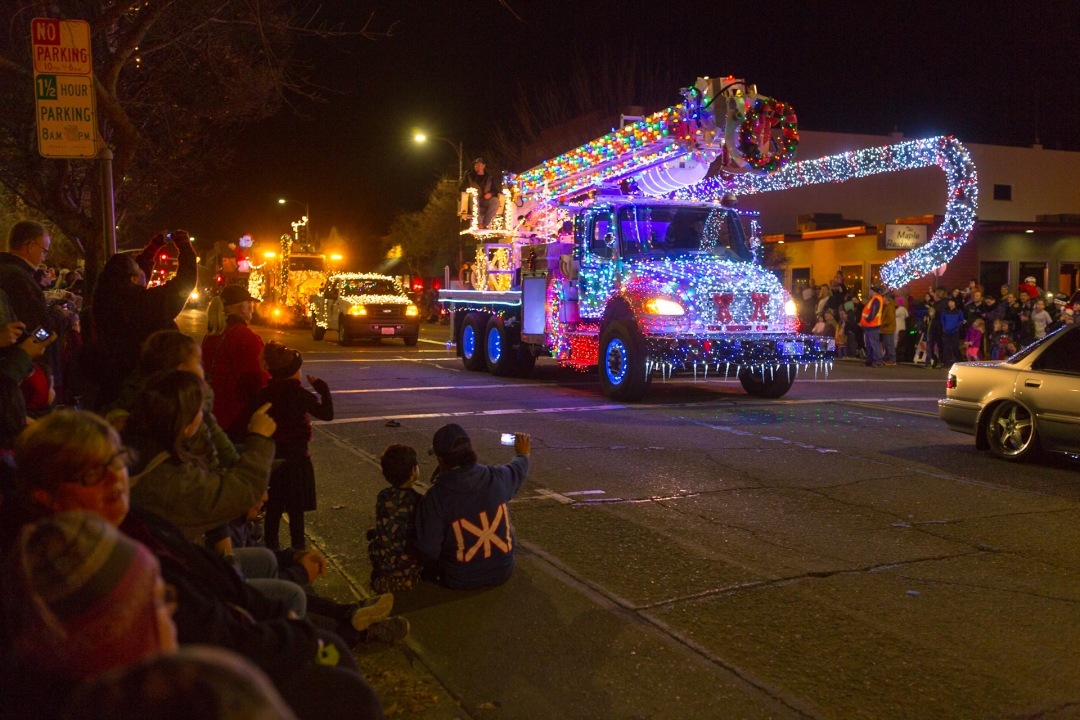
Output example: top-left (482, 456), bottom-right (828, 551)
top-left (589, 217), bottom-right (614, 260)
top-left (1034, 328), bottom-right (1080, 375)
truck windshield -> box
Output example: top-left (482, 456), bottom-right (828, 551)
top-left (341, 279), bottom-right (400, 296)
top-left (618, 206), bottom-right (751, 262)
top-left (289, 256), bottom-right (325, 271)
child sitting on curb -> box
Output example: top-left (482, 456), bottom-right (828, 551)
top-left (367, 444), bottom-right (424, 592)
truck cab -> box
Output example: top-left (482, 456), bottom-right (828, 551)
top-left (310, 272), bottom-right (420, 346)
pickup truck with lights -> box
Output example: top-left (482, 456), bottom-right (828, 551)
top-left (310, 272), bottom-right (420, 346)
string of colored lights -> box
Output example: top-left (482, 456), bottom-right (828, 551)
top-left (676, 135), bottom-right (977, 288)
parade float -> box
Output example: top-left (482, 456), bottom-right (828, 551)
top-left (248, 228), bottom-right (328, 326)
top-left (439, 76), bottom-right (978, 400)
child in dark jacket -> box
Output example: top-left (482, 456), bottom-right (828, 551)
top-left (255, 342), bottom-right (334, 550)
top-left (367, 444), bottom-right (424, 592)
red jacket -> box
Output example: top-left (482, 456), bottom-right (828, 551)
top-left (202, 316), bottom-right (269, 438)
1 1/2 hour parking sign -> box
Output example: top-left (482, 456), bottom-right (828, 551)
top-left (32, 18), bottom-right (97, 158)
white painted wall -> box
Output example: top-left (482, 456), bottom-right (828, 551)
top-left (738, 130), bottom-right (1080, 235)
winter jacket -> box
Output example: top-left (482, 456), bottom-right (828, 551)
top-left (0, 288), bottom-right (32, 383)
top-left (0, 252), bottom-right (60, 335)
top-left (940, 308), bottom-right (965, 335)
top-left (879, 300), bottom-right (897, 334)
top-left (254, 376), bottom-right (334, 447)
top-left (119, 509), bottom-right (321, 684)
top-left (460, 169), bottom-right (502, 199)
top-left (202, 316), bottom-right (270, 438)
top-left (128, 433), bottom-right (275, 542)
top-left (86, 238), bottom-right (196, 408)
top-left (415, 455), bottom-right (529, 589)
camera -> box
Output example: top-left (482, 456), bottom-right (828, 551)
top-left (500, 433), bottom-right (516, 446)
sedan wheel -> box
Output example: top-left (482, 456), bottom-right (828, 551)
top-left (986, 401), bottom-right (1039, 460)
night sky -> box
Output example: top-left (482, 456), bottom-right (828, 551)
top-left (159, 0), bottom-right (1080, 268)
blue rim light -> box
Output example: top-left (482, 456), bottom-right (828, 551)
top-left (462, 325), bottom-right (476, 359)
top-left (605, 338), bottom-right (628, 385)
top-left (487, 326), bottom-right (502, 364)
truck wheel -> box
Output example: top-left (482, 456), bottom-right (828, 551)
top-left (485, 316), bottom-right (520, 376)
top-left (598, 321), bottom-right (648, 401)
top-left (739, 365), bottom-right (796, 398)
top-left (461, 313), bottom-right (487, 372)
top-left (311, 315), bottom-right (326, 341)
top-left (403, 335), bottom-right (418, 347)
top-left (338, 316), bottom-right (352, 347)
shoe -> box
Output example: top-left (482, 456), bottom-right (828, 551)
top-left (872, 363), bottom-right (884, 368)
top-left (883, 361), bottom-right (896, 366)
top-left (365, 616), bottom-right (410, 644)
top-left (350, 593), bottom-right (394, 631)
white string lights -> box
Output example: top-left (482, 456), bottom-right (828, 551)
top-left (676, 135), bottom-right (978, 288)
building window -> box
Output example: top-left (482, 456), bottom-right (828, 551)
top-left (1060, 263), bottom-right (1079, 297)
top-left (993, 184), bottom-right (1012, 201)
top-left (869, 263), bottom-right (884, 291)
top-left (1018, 262), bottom-right (1047, 293)
top-left (979, 262), bottom-right (1010, 295)
top-left (790, 267), bottom-right (811, 294)
top-left (840, 264), bottom-right (864, 299)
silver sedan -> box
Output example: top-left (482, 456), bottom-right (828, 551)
top-left (939, 325), bottom-right (1080, 460)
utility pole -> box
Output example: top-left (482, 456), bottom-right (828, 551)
top-left (98, 145), bottom-right (116, 256)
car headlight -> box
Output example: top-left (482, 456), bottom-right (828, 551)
top-left (644, 297), bottom-right (684, 316)
top-left (348, 304), bottom-right (367, 316)
top-left (784, 299), bottom-right (797, 316)
top-left (189, 289), bottom-right (199, 301)
top-left (406, 304), bottom-right (419, 317)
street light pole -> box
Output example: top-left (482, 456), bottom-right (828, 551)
top-left (414, 133), bottom-right (464, 182)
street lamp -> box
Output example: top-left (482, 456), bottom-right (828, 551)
top-left (413, 132), bottom-right (464, 182)
top-left (277, 198), bottom-right (311, 244)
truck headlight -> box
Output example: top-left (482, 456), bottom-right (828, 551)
top-left (784, 299), bottom-right (797, 316)
top-left (348, 304), bottom-right (367, 316)
top-left (644, 297), bottom-right (685, 316)
top-left (189, 289), bottom-right (199, 301)
top-left (406, 304), bottom-right (419, 317)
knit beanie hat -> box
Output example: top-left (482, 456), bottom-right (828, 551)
top-left (263, 341), bottom-right (303, 380)
top-left (15, 510), bottom-right (166, 680)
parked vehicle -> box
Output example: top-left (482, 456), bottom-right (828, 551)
top-left (939, 325), bottom-right (1080, 459)
top-left (310, 272), bottom-right (420, 346)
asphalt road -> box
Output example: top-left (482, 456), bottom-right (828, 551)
top-left (180, 310), bottom-right (1080, 720)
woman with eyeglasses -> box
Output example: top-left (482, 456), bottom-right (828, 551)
top-left (0, 410), bottom-right (386, 720)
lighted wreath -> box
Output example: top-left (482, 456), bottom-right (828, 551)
top-left (735, 98), bottom-right (799, 173)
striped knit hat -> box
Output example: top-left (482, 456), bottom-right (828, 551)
top-left (16, 510), bottom-right (166, 680)
top-left (21, 511), bottom-right (143, 619)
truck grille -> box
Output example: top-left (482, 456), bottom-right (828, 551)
top-left (371, 305), bottom-right (406, 320)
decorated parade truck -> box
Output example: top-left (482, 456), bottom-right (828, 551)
top-left (440, 76), bottom-right (978, 401)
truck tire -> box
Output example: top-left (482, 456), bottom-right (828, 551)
top-left (311, 315), bottom-right (326, 341)
top-left (485, 316), bottom-right (519, 376)
top-left (403, 335), bottom-right (418, 347)
top-left (598, 320), bottom-right (648, 401)
top-left (461, 312), bottom-right (487, 372)
top-left (738, 365), bottom-right (796, 398)
top-left (338, 315), bottom-right (353, 347)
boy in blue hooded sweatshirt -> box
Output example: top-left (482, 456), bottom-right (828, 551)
top-left (415, 424), bottom-right (530, 590)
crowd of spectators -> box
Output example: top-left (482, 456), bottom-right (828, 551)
top-left (800, 271), bottom-right (1077, 368)
top-left (0, 221), bottom-right (537, 720)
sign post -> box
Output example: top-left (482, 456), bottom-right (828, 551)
top-left (31, 18), bottom-right (115, 255)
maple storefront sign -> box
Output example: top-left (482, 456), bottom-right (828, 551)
top-left (885, 224), bottom-right (928, 250)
